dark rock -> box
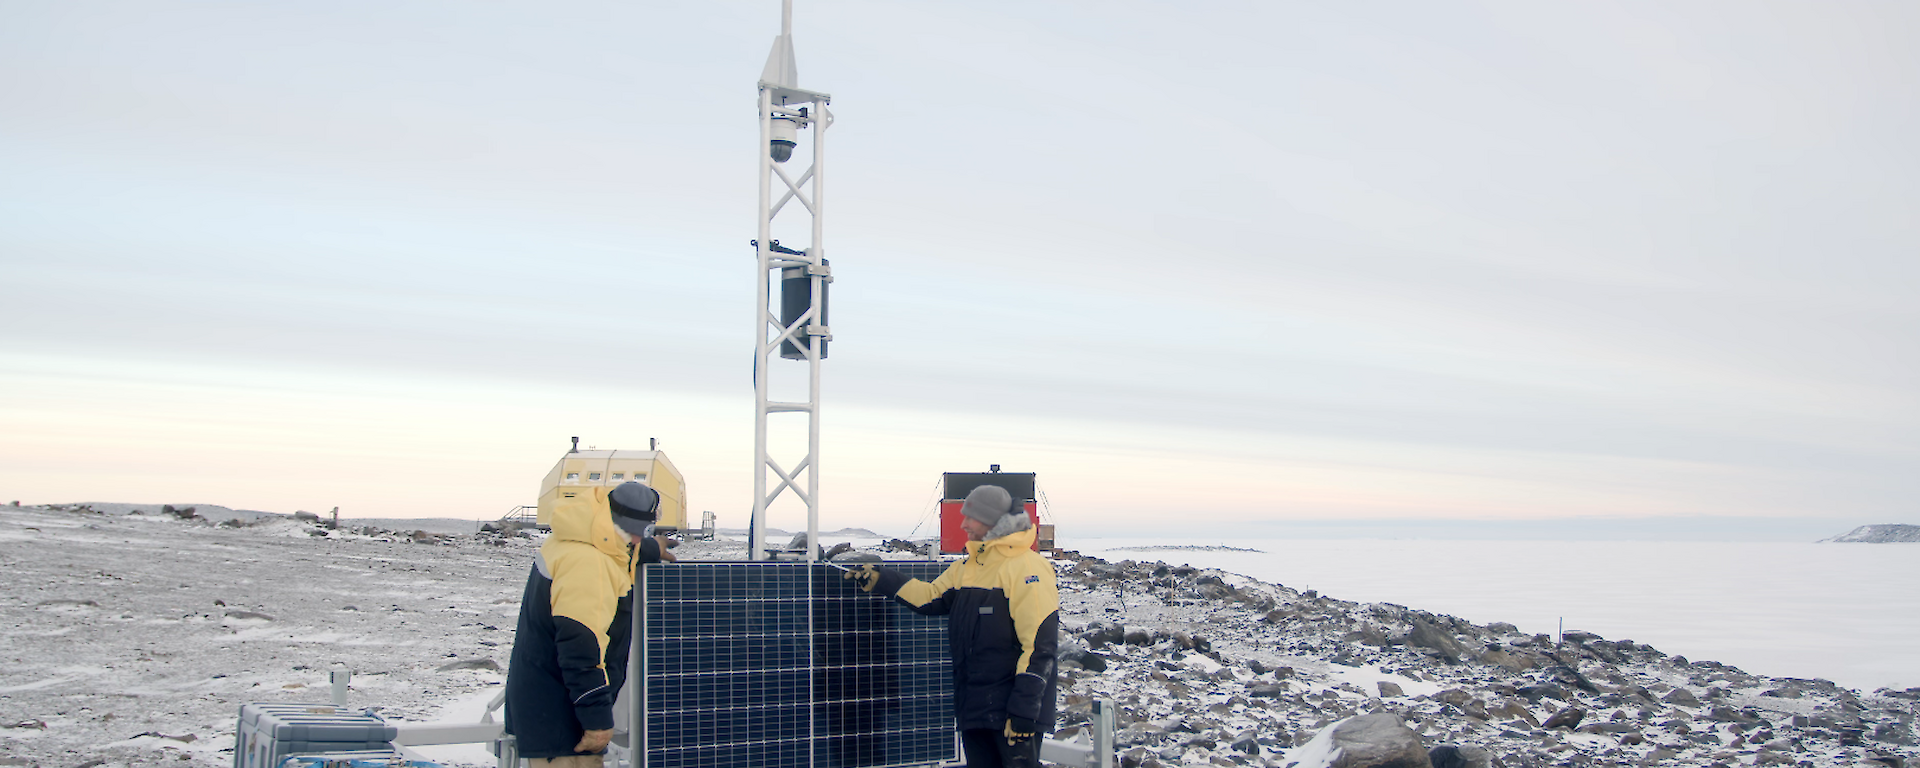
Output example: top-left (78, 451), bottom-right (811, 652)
top-left (37, 599), bottom-right (100, 608)
top-left (1081, 622), bottom-right (1126, 648)
top-left (1345, 626), bottom-right (1390, 647)
top-left (1541, 707), bottom-right (1585, 730)
top-left (1408, 617), bottom-right (1465, 662)
top-left (1248, 684), bottom-right (1286, 698)
top-left (1516, 684), bottom-right (1568, 703)
top-left (1489, 700), bottom-right (1538, 727)
top-left (1478, 649), bottom-right (1534, 673)
top-left (1377, 681), bottom-right (1405, 698)
top-left (1662, 687), bottom-right (1701, 707)
top-left (436, 658), bottom-right (501, 672)
top-left (224, 610), bottom-right (274, 621)
top-left (1427, 744), bottom-right (1491, 768)
top-left (293, 510), bottom-right (320, 521)
top-left (1874, 722), bottom-right (1915, 745)
top-left (1544, 661), bottom-right (1600, 693)
top-left (1293, 713), bottom-right (1431, 768)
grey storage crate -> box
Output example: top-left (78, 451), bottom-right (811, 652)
top-left (235, 703), bottom-right (398, 768)
top-left (279, 750), bottom-right (439, 768)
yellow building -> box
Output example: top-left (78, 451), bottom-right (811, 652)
top-left (536, 447), bottom-right (688, 532)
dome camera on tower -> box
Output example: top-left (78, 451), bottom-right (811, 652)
top-left (769, 111), bottom-right (803, 163)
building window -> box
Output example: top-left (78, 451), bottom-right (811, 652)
top-left (612, 473), bottom-right (625, 481)
top-left (566, 473), bottom-right (579, 481)
top-left (633, 473), bottom-right (647, 481)
top-left (589, 472), bottom-right (602, 481)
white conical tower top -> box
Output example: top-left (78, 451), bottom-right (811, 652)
top-left (760, 0), bottom-right (798, 90)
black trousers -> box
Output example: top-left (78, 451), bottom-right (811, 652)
top-left (960, 728), bottom-right (1040, 768)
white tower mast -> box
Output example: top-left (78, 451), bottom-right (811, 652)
top-left (749, 0), bottom-right (833, 562)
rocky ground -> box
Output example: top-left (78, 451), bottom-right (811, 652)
top-left (3, 503), bottom-right (1917, 768)
top-left (1038, 552), bottom-right (1920, 768)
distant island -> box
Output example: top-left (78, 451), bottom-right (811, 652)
top-left (1103, 544), bottom-right (1266, 553)
top-left (1823, 523), bottom-right (1920, 543)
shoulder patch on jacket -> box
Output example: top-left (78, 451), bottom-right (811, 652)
top-left (1025, 574), bottom-right (1039, 584)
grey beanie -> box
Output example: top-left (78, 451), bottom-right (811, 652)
top-left (960, 485), bottom-right (1017, 525)
top-left (961, 485), bottom-right (1033, 541)
top-left (608, 482), bottom-right (661, 537)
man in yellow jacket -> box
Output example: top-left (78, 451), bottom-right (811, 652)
top-left (505, 481), bottom-right (675, 766)
top-left (847, 485), bottom-right (1059, 768)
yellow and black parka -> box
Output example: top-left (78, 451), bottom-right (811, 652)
top-left (872, 526), bottom-right (1060, 733)
top-left (504, 485), bottom-right (663, 758)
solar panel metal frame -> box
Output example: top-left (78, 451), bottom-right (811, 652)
top-left (635, 561), bottom-right (959, 768)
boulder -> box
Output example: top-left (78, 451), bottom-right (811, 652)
top-left (1477, 649), bottom-right (1534, 672)
top-left (1541, 706), bottom-right (1585, 730)
top-left (1377, 681), bottom-right (1405, 698)
top-left (1661, 687), bottom-right (1701, 707)
top-left (1345, 626), bottom-right (1390, 647)
top-left (1706, 705), bottom-right (1759, 725)
top-left (1426, 745), bottom-right (1490, 768)
top-left (1516, 684), bottom-right (1568, 703)
top-left (1407, 617), bottom-right (1465, 663)
top-left (1287, 713), bottom-right (1432, 768)
top-left (1489, 700), bottom-right (1538, 727)
top-left (1080, 622), bottom-right (1126, 649)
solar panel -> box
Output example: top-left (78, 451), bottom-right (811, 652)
top-left (636, 562), bottom-right (957, 768)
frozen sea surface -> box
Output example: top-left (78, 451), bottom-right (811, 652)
top-left (1079, 537), bottom-right (1920, 693)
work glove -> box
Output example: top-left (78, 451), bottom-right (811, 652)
top-left (575, 728), bottom-right (614, 753)
top-left (844, 564), bottom-right (880, 592)
top-left (1004, 716), bottom-right (1036, 746)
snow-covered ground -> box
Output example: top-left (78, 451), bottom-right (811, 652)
top-left (1, 504), bottom-right (526, 767)
top-left (6, 504), bottom-right (1918, 768)
top-left (1084, 537), bottom-right (1920, 692)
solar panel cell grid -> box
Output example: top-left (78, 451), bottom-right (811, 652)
top-left (639, 562), bottom-right (957, 768)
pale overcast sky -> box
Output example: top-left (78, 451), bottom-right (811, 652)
top-left (2, 2), bottom-right (1915, 537)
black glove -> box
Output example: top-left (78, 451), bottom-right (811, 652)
top-left (1004, 716), bottom-right (1036, 746)
top-left (844, 564), bottom-right (881, 592)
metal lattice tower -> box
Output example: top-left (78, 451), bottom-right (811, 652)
top-left (749, 0), bottom-right (833, 562)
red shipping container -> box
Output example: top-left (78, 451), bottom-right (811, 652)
top-left (940, 500), bottom-right (1040, 555)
